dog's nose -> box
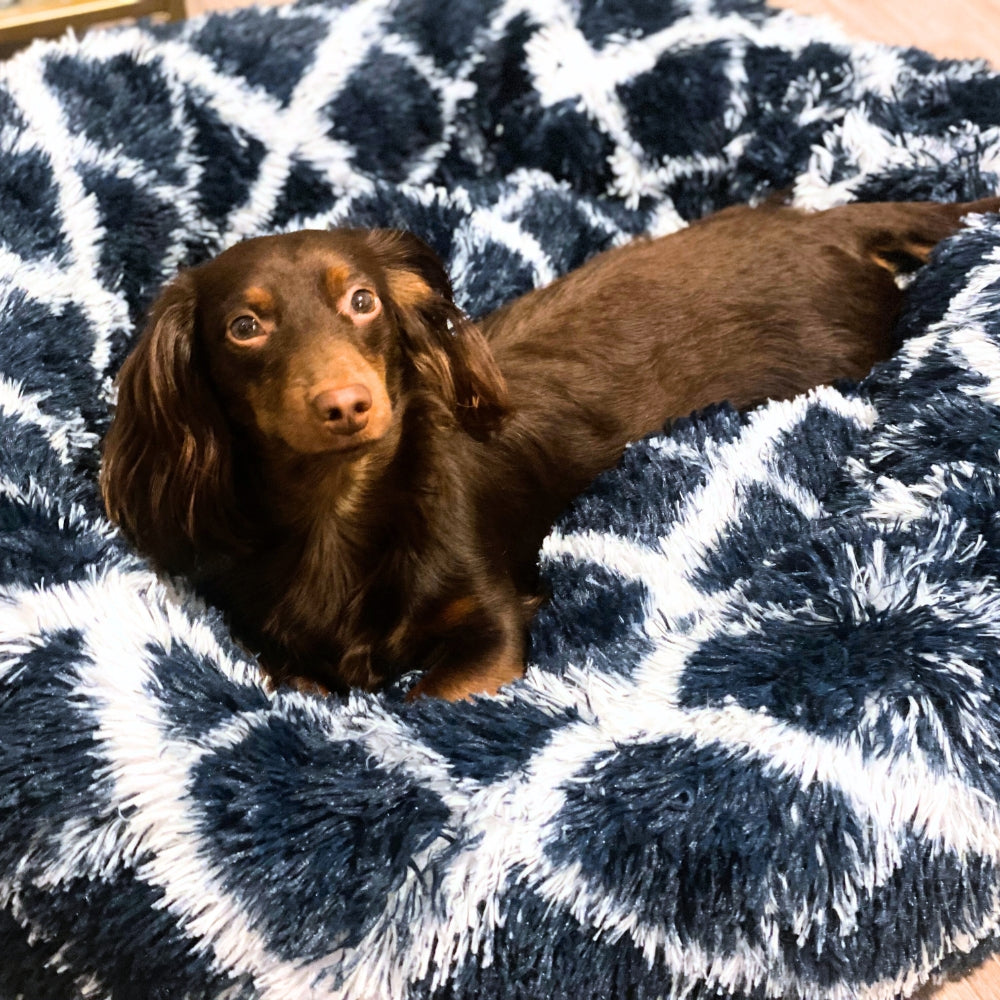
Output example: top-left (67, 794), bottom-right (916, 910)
top-left (312, 384), bottom-right (373, 435)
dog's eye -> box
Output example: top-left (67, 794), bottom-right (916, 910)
top-left (350, 289), bottom-right (377, 314)
top-left (228, 315), bottom-right (263, 343)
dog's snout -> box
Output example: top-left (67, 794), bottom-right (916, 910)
top-left (312, 384), bottom-right (373, 434)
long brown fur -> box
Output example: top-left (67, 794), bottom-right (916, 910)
top-left (100, 198), bottom-right (1000, 699)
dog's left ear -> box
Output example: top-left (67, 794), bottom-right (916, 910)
top-left (364, 229), bottom-right (509, 439)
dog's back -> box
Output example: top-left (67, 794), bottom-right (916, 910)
top-left (477, 197), bottom-right (1000, 586)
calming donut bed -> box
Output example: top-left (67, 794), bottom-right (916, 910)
top-left (2, 0), bottom-right (1000, 997)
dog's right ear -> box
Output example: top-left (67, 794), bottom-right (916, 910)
top-left (100, 273), bottom-right (240, 573)
top-left (364, 229), bottom-right (510, 439)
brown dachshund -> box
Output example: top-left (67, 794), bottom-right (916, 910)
top-left (100, 197), bottom-right (1000, 700)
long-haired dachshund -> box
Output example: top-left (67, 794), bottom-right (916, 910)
top-left (100, 197), bottom-right (1000, 700)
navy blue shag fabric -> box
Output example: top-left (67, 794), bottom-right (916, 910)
top-left (2, 1), bottom-right (1000, 997)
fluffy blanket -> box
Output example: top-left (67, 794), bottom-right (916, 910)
top-left (3, 0), bottom-right (1000, 997)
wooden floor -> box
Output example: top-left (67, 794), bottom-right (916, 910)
top-left (770, 0), bottom-right (1000, 67)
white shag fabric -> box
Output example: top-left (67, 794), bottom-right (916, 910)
top-left (2, 0), bottom-right (1000, 997)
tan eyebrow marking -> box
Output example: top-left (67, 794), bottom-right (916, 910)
top-left (324, 264), bottom-right (352, 301)
top-left (243, 286), bottom-right (275, 314)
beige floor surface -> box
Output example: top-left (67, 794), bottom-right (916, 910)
top-left (772, 0), bottom-right (1000, 66)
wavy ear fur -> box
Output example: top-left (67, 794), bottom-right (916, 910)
top-left (365, 229), bottom-right (509, 439)
top-left (100, 273), bottom-right (240, 574)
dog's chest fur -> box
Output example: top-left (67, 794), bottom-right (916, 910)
top-left (220, 418), bottom-right (491, 691)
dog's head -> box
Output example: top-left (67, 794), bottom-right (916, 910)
top-left (100, 229), bottom-right (507, 568)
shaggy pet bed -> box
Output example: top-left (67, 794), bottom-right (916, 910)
top-left (3, 0), bottom-right (1000, 996)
